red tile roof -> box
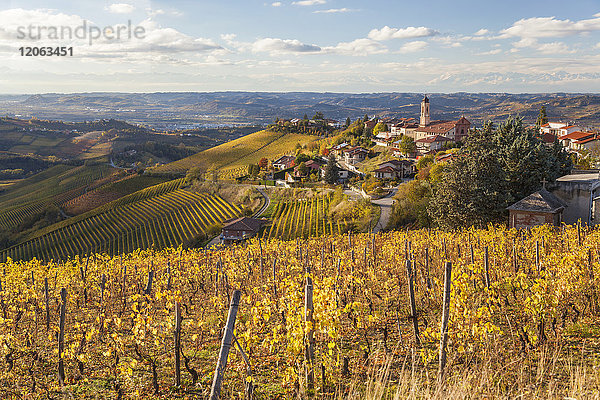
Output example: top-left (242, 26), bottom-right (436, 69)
top-left (416, 121), bottom-right (455, 134)
top-left (559, 131), bottom-right (594, 141)
top-left (416, 135), bottom-right (451, 143)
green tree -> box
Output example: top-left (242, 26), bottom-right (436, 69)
top-left (364, 114), bottom-right (369, 122)
top-left (536, 106), bottom-right (548, 129)
top-left (390, 180), bottom-right (432, 228)
top-left (398, 136), bottom-right (416, 156)
top-left (304, 113), bottom-right (308, 120)
top-left (345, 117), bottom-right (351, 127)
top-left (323, 153), bottom-right (339, 184)
top-left (313, 112), bottom-right (324, 120)
top-left (429, 128), bottom-right (509, 229)
top-left (429, 117), bottom-right (572, 229)
top-left (373, 122), bottom-right (388, 135)
top-left (297, 161), bottom-right (309, 176)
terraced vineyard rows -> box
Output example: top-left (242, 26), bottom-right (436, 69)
top-left (152, 130), bottom-right (317, 176)
top-left (0, 164), bottom-right (113, 230)
top-left (263, 194), bottom-right (349, 240)
top-left (0, 189), bottom-right (240, 262)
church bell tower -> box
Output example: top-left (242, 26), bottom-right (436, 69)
top-left (420, 95), bottom-right (430, 127)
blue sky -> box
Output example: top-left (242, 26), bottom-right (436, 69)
top-left (1, 0), bottom-right (600, 93)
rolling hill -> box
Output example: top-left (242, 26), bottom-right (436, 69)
top-left (152, 129), bottom-right (320, 176)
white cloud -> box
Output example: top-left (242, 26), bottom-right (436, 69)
top-left (500, 15), bottom-right (600, 39)
top-left (313, 8), bottom-right (357, 14)
top-left (596, 42), bottom-right (600, 48)
top-left (271, 2), bottom-right (282, 6)
top-left (251, 38), bottom-right (321, 53)
top-left (474, 28), bottom-right (489, 36)
top-left (221, 33), bottom-right (237, 42)
top-left (325, 38), bottom-right (387, 56)
top-left (146, 9), bottom-right (165, 17)
top-left (0, 9), bottom-right (221, 60)
top-left (478, 49), bottom-right (502, 55)
top-left (398, 40), bottom-right (428, 53)
top-left (368, 26), bottom-right (438, 41)
top-left (292, 0), bottom-right (326, 5)
top-left (511, 37), bottom-right (574, 54)
top-left (106, 3), bottom-right (135, 14)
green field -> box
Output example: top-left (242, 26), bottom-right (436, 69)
top-left (152, 130), bottom-right (319, 176)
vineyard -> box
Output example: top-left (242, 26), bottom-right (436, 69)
top-left (0, 164), bottom-right (114, 231)
top-left (263, 194), bottom-right (352, 240)
top-left (0, 225), bottom-right (598, 398)
top-left (0, 186), bottom-right (241, 262)
top-left (152, 130), bottom-right (318, 176)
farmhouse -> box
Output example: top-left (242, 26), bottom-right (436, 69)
top-left (221, 217), bottom-right (266, 245)
top-left (272, 155), bottom-right (296, 170)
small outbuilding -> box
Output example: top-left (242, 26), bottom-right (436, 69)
top-left (507, 188), bottom-right (567, 229)
top-left (221, 217), bottom-right (266, 245)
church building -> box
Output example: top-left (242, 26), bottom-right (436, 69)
top-left (409, 96), bottom-right (471, 144)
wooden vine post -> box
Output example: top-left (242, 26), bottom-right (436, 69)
top-left (406, 260), bottom-right (421, 346)
top-left (438, 262), bottom-right (452, 383)
top-left (425, 247), bottom-right (432, 290)
top-left (209, 290), bottom-right (241, 400)
top-left (484, 247), bottom-right (490, 289)
top-left (305, 275), bottom-right (315, 391)
top-left (44, 277), bottom-right (50, 331)
top-left (174, 301), bottom-right (182, 387)
top-left (58, 288), bottom-right (67, 387)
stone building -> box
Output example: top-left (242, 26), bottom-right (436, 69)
top-left (507, 188), bottom-right (566, 229)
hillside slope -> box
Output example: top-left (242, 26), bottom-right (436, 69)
top-left (150, 130), bottom-right (319, 176)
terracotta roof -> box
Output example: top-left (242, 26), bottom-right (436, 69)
top-left (416, 135), bottom-right (451, 143)
top-left (540, 123), bottom-right (550, 128)
top-left (223, 217), bottom-right (266, 232)
top-left (416, 120), bottom-right (456, 134)
top-left (562, 125), bottom-right (577, 129)
top-left (507, 189), bottom-right (566, 213)
top-left (575, 135), bottom-right (599, 144)
top-left (559, 131), bottom-right (594, 141)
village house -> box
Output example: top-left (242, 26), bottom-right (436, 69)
top-left (507, 188), bottom-right (566, 229)
top-left (364, 118), bottom-right (380, 131)
top-left (343, 146), bottom-right (369, 165)
top-left (221, 217), bottom-right (266, 245)
top-left (272, 155), bottom-right (296, 171)
top-left (415, 135), bottom-right (452, 152)
top-left (373, 159), bottom-right (414, 180)
top-left (558, 131), bottom-right (599, 152)
top-left (540, 122), bottom-right (580, 137)
top-left (293, 159), bottom-right (323, 178)
top-left (331, 142), bottom-right (350, 156)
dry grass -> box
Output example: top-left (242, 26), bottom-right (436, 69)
top-left (335, 340), bottom-right (600, 400)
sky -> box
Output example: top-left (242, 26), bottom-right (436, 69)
top-left (1, 0), bottom-right (600, 93)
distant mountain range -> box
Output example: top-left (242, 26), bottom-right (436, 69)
top-left (1, 92), bottom-right (599, 128)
